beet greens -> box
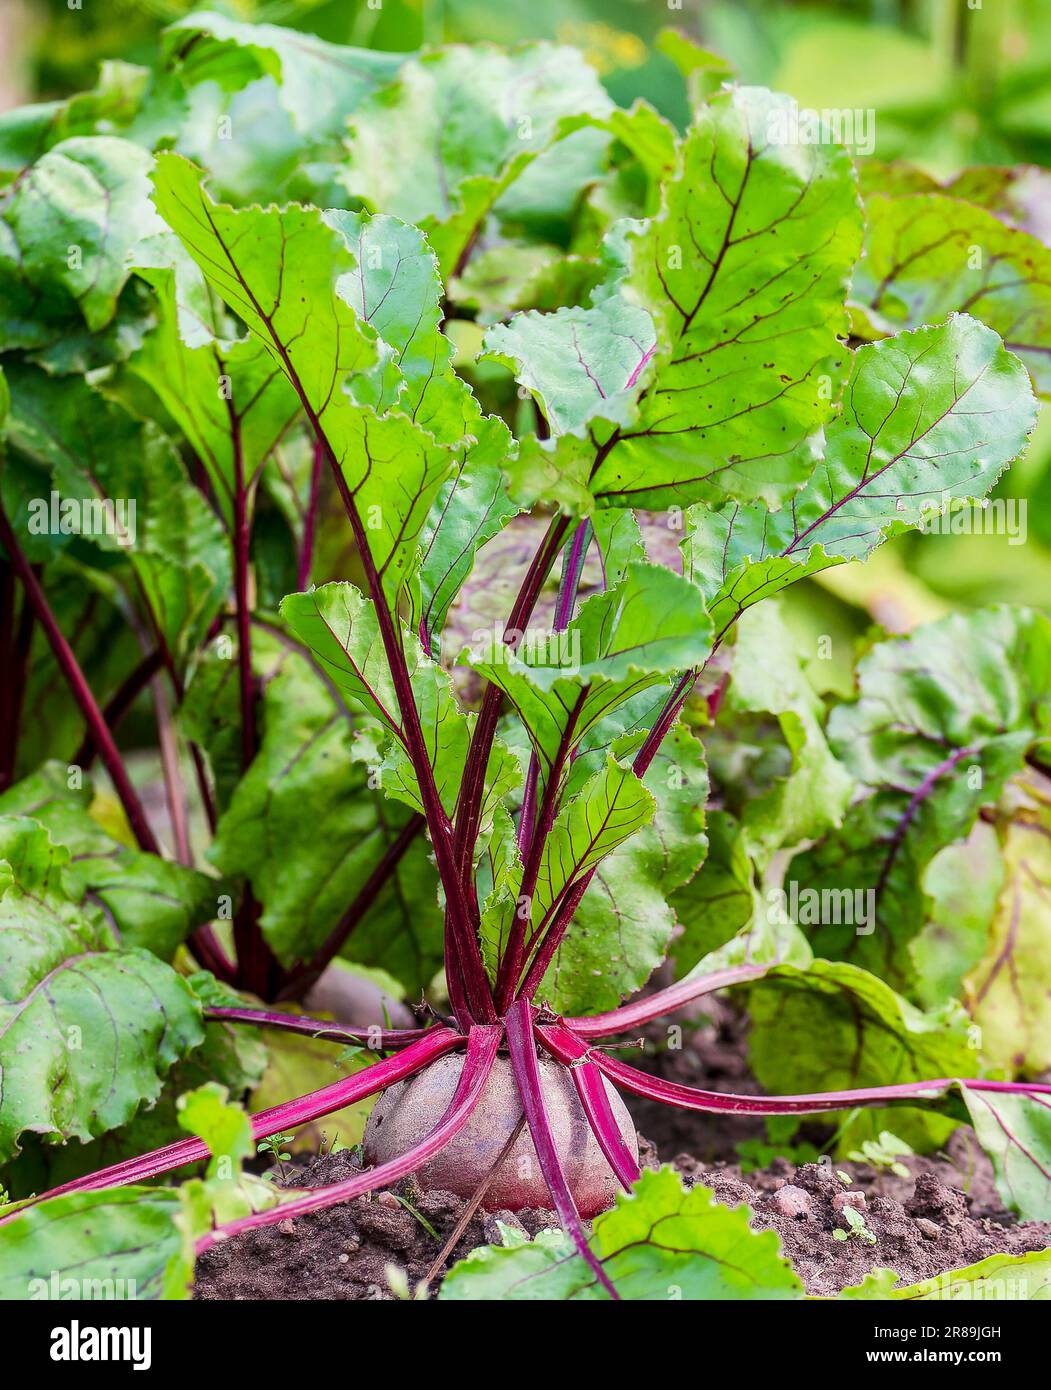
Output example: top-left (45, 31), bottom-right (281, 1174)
top-left (1, 12), bottom-right (1050, 1302)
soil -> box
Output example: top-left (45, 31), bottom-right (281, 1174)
top-left (194, 1148), bottom-right (559, 1300)
top-left (194, 1001), bottom-right (1051, 1300)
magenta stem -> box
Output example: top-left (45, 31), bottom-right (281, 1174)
top-left (497, 687), bottom-right (588, 1011)
top-left (543, 1023), bottom-right (640, 1193)
top-left (74, 648), bottom-right (163, 768)
top-left (518, 662), bottom-right (716, 1002)
top-left (505, 999), bottom-right (619, 1299)
top-left (203, 1006), bottom-right (435, 1048)
top-left (6, 1027), bottom-right (464, 1218)
top-left (565, 964), bottom-right (770, 1038)
top-left (538, 1030), bottom-right (1051, 1116)
top-left (0, 505), bottom-right (161, 855)
top-left (453, 515), bottom-right (570, 893)
top-left (516, 518), bottom-right (592, 862)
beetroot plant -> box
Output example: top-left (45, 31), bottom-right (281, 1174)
top-left (1, 13), bottom-right (1050, 1301)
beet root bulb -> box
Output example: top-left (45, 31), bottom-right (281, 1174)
top-left (363, 1053), bottom-right (638, 1218)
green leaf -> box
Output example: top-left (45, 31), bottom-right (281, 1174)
top-left (0, 1188), bottom-right (193, 1301)
top-left (5, 360), bottom-right (230, 656)
top-left (655, 28), bottom-right (735, 106)
top-left (841, 1249), bottom-right (1051, 1301)
top-left (793, 607), bottom-right (1051, 988)
top-left (412, 415), bottom-right (520, 653)
top-left (0, 818), bottom-right (204, 1159)
top-left (370, 663), bottom-right (472, 821)
top-left (14, 976), bottom-right (267, 1199)
top-left (279, 581), bottom-right (491, 825)
top-left (0, 61), bottom-right (156, 183)
top-left (726, 603), bottom-right (852, 859)
top-left (590, 87), bottom-right (862, 510)
top-left (960, 1084), bottom-right (1051, 1220)
top-left (371, 683), bottom-right (520, 831)
top-left (323, 208), bottom-right (477, 445)
top-left (164, 11), bottom-right (404, 151)
top-left (129, 259), bottom-right (299, 531)
top-left (747, 959), bottom-right (975, 1151)
top-left (149, 149), bottom-right (382, 409)
top-left (685, 315), bottom-right (1038, 636)
top-left (538, 725), bottom-right (708, 1014)
top-left (486, 273), bottom-right (657, 516)
top-left (160, 13), bottom-right (401, 205)
top-left (966, 793), bottom-right (1051, 1075)
top-left (482, 292), bottom-right (656, 441)
top-left (590, 508), bottom-right (646, 589)
top-left (487, 754), bottom-right (655, 999)
top-left (441, 1165), bottom-right (803, 1300)
top-left (279, 583), bottom-right (400, 732)
top-left (176, 1081), bottom-right (253, 1173)
top-left (854, 192), bottom-right (1051, 395)
top-left (462, 561), bottom-right (712, 801)
top-left (175, 1082), bottom-right (278, 1231)
top-left (0, 135), bottom-right (165, 336)
top-left (341, 44), bottom-right (612, 278)
top-left (450, 242), bottom-right (605, 325)
top-left (145, 1097), bottom-right (277, 1262)
top-left (670, 810), bottom-right (759, 974)
top-left (153, 155), bottom-right (462, 603)
top-left (910, 823), bottom-right (1003, 1011)
top-left (0, 763), bottom-right (216, 960)
top-left (544, 751), bottom-right (657, 897)
top-left (207, 620), bottom-right (443, 986)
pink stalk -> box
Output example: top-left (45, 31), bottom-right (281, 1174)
top-left (195, 1025), bottom-right (501, 1253)
top-left (0, 505), bottom-right (161, 855)
top-left (565, 964), bottom-right (771, 1038)
top-left (496, 687), bottom-right (588, 1010)
top-left (5, 1027), bottom-right (463, 1218)
top-left (75, 648), bottom-right (163, 767)
top-left (516, 519), bottom-right (593, 862)
top-left (187, 927), bottom-right (237, 985)
top-left (551, 1039), bottom-right (1051, 1116)
top-left (203, 1006), bottom-right (434, 1048)
top-left (540, 1023), bottom-right (640, 1193)
top-left (517, 667), bottom-right (724, 1002)
top-left (505, 999), bottom-right (619, 1299)
top-left (453, 515), bottom-right (570, 890)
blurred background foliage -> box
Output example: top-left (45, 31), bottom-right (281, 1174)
top-left (3, 0), bottom-right (1050, 688)
top-left (9, 1), bottom-right (1051, 166)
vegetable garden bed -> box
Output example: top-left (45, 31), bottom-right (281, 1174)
top-left (0, 7), bottom-right (1049, 1305)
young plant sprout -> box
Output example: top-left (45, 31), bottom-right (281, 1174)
top-left (1, 15), bottom-right (1050, 1301)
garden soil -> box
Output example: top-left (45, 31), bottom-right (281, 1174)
top-left (195, 1002), bottom-right (1051, 1300)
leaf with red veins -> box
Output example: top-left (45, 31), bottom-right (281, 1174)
top-left (685, 315), bottom-right (1038, 637)
top-left (793, 606), bottom-right (1051, 990)
top-left (960, 1082), bottom-right (1051, 1220)
top-left (593, 87), bottom-right (863, 511)
top-left (853, 192), bottom-right (1051, 396)
top-left (324, 208), bottom-right (479, 445)
top-left (152, 156), bottom-right (462, 602)
top-left (483, 294), bottom-right (657, 440)
top-left (965, 800), bottom-right (1051, 1075)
